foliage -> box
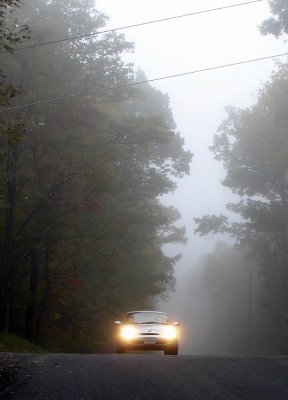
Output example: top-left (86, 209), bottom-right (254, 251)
top-left (0, 0), bottom-right (192, 352)
top-left (260, 0), bottom-right (288, 37)
top-left (0, 0), bottom-right (29, 106)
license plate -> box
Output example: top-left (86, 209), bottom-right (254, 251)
top-left (144, 338), bottom-right (155, 344)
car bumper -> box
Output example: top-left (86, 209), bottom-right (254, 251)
top-left (117, 336), bottom-right (178, 350)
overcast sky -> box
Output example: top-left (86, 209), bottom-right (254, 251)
top-left (95, 0), bottom-right (287, 281)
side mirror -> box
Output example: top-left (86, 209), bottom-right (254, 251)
top-left (114, 320), bottom-right (121, 325)
top-left (173, 321), bottom-right (180, 326)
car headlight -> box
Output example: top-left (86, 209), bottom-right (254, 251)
top-left (163, 326), bottom-right (177, 340)
top-left (120, 325), bottom-right (137, 340)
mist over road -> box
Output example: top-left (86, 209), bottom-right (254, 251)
top-left (2, 353), bottom-right (288, 399)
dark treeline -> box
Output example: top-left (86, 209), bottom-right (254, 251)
top-left (194, 0), bottom-right (288, 355)
top-left (0, 0), bottom-right (191, 352)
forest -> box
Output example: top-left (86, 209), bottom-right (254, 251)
top-left (0, 0), bottom-right (191, 352)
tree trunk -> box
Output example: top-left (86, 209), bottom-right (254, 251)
top-left (25, 247), bottom-right (39, 341)
top-left (280, 224), bottom-right (288, 353)
top-left (35, 246), bottom-right (50, 344)
top-left (1, 147), bottom-right (18, 332)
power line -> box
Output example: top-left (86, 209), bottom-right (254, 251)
top-left (14, 0), bottom-right (263, 51)
top-left (1, 51), bottom-right (287, 113)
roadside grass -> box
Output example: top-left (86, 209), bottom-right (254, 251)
top-left (0, 333), bottom-right (48, 353)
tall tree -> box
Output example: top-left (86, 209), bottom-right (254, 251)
top-left (194, 64), bottom-right (288, 353)
top-left (0, 0), bottom-right (29, 331)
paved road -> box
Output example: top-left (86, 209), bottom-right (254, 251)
top-left (1, 353), bottom-right (288, 399)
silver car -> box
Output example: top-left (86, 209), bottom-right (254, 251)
top-left (114, 311), bottom-right (179, 355)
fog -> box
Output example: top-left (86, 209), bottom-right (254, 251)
top-left (95, 0), bottom-right (288, 355)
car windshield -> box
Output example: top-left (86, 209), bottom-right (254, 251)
top-left (123, 312), bottom-right (170, 325)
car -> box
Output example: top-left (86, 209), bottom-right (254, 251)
top-left (114, 310), bottom-right (179, 355)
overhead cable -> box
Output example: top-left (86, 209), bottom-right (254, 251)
top-left (14, 0), bottom-right (263, 51)
top-left (1, 51), bottom-right (287, 113)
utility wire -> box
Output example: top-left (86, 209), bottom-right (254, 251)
top-left (14, 0), bottom-right (263, 51)
top-left (1, 51), bottom-right (287, 113)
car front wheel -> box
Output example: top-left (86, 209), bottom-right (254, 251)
top-left (164, 344), bottom-right (178, 355)
top-left (116, 344), bottom-right (126, 354)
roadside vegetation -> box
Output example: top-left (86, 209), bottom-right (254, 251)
top-left (0, 333), bottom-right (47, 353)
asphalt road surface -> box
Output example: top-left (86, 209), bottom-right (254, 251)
top-left (1, 353), bottom-right (288, 399)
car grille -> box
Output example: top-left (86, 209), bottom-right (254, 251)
top-left (130, 338), bottom-right (168, 345)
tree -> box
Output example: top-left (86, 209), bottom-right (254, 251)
top-left (0, 0), bottom-right (135, 340)
top-left (0, 0), bottom-right (29, 332)
top-left (194, 64), bottom-right (288, 353)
